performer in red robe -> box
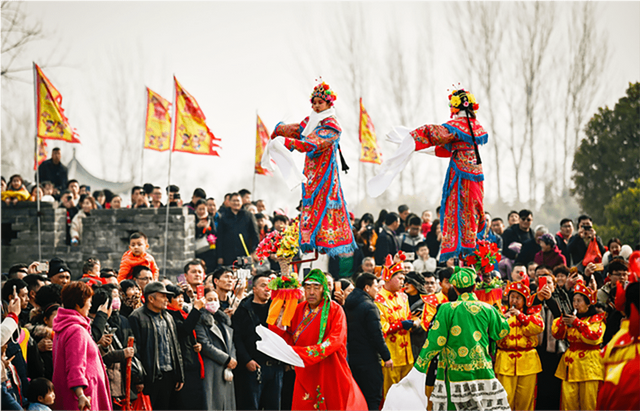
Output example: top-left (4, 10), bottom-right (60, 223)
top-left (368, 87), bottom-right (487, 262)
top-left (271, 269), bottom-right (367, 410)
top-left (270, 82), bottom-right (357, 257)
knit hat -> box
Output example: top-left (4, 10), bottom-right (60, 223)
top-left (450, 266), bottom-right (477, 289)
top-left (303, 269), bottom-right (331, 344)
top-left (539, 233), bottom-right (556, 247)
top-left (48, 257), bottom-right (70, 278)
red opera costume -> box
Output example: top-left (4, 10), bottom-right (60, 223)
top-left (271, 299), bottom-right (367, 410)
top-left (410, 117), bottom-right (487, 261)
top-left (272, 115), bottom-right (357, 256)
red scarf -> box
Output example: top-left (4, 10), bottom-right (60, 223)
top-left (166, 306), bottom-right (205, 379)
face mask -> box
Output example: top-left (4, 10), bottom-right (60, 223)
top-left (205, 300), bottom-right (220, 314)
top-left (111, 297), bottom-right (121, 311)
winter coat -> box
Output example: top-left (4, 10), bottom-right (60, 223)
top-left (567, 234), bottom-right (605, 267)
top-left (70, 210), bottom-right (88, 241)
top-left (128, 306), bottom-right (184, 387)
top-left (52, 307), bottom-right (112, 411)
top-left (534, 246), bottom-right (567, 268)
top-left (216, 209), bottom-right (259, 265)
top-left (374, 226), bottom-right (399, 265)
top-left (501, 224), bottom-right (535, 260)
top-left (116, 250), bottom-right (159, 282)
top-left (196, 310), bottom-right (236, 411)
top-left (343, 287), bottom-right (391, 369)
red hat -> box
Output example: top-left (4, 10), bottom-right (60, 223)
top-left (382, 252), bottom-right (406, 282)
top-left (506, 281), bottom-right (535, 307)
top-left (574, 279), bottom-right (597, 305)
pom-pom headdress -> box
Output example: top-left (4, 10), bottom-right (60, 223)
top-left (447, 83), bottom-right (482, 165)
top-left (310, 81), bottom-right (337, 106)
top-left (574, 279), bottom-right (597, 305)
top-left (448, 85), bottom-right (479, 117)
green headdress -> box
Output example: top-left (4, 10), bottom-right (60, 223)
top-left (450, 266), bottom-right (477, 289)
top-left (303, 269), bottom-right (331, 344)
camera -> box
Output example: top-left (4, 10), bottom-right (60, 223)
top-left (235, 255), bottom-right (253, 269)
top-left (582, 225), bottom-right (592, 231)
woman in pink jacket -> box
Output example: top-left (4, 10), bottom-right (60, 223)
top-left (52, 282), bottom-right (112, 411)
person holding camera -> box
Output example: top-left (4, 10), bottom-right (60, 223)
top-left (567, 215), bottom-right (605, 267)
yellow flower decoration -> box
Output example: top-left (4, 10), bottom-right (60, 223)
top-left (467, 93), bottom-right (477, 105)
top-left (450, 95), bottom-right (461, 108)
top-left (473, 331), bottom-right (482, 341)
top-left (437, 336), bottom-right (447, 346)
top-left (458, 346), bottom-right (469, 357)
top-left (451, 326), bottom-right (462, 336)
top-left (432, 320), bottom-right (440, 330)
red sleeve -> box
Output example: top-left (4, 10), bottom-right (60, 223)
top-left (272, 122), bottom-right (302, 139)
top-left (410, 124), bottom-right (456, 151)
top-left (572, 317), bottom-right (604, 342)
top-left (148, 255), bottom-right (159, 280)
top-left (291, 303), bottom-right (346, 367)
top-left (117, 254), bottom-right (133, 282)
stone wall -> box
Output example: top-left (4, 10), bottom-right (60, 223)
top-left (2, 203), bottom-right (195, 278)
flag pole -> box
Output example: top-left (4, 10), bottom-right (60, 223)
top-left (141, 87), bottom-right (147, 184)
top-left (252, 110), bottom-right (258, 195)
top-left (33, 62), bottom-right (42, 262)
top-left (163, 77), bottom-right (177, 278)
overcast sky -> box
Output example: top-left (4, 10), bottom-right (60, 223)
top-left (4, 1), bottom-right (639, 213)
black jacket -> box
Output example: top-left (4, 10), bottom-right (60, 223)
top-left (37, 159), bottom-right (68, 192)
top-left (129, 306), bottom-right (184, 386)
top-left (167, 307), bottom-right (202, 371)
top-left (555, 233), bottom-right (572, 266)
top-left (567, 234), bottom-right (605, 267)
top-left (374, 226), bottom-right (399, 265)
top-left (501, 224), bottom-right (534, 260)
top-left (216, 209), bottom-right (259, 265)
top-left (515, 237), bottom-right (541, 265)
top-left (343, 288), bottom-right (391, 368)
top-left (231, 294), bottom-right (276, 367)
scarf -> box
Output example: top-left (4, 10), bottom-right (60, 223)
top-left (301, 107), bottom-right (336, 137)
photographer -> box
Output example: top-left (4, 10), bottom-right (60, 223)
top-left (567, 215), bottom-right (605, 267)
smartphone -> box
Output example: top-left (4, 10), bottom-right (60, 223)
top-left (176, 274), bottom-right (186, 284)
top-left (37, 262), bottom-right (49, 273)
top-left (335, 281), bottom-right (342, 293)
top-left (594, 263), bottom-right (604, 271)
top-left (196, 284), bottom-right (205, 299)
top-left (538, 276), bottom-right (548, 290)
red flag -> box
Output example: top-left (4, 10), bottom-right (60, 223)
top-left (255, 115), bottom-right (272, 175)
top-left (172, 77), bottom-right (220, 156)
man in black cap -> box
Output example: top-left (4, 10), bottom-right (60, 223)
top-left (47, 257), bottom-right (72, 286)
top-left (129, 281), bottom-right (184, 410)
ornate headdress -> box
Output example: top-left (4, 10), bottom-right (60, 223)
top-left (574, 279), bottom-right (597, 305)
top-left (303, 269), bottom-right (331, 344)
top-left (310, 81), bottom-right (337, 106)
top-left (448, 86), bottom-right (479, 117)
top-left (381, 252), bottom-right (406, 282)
top-left (505, 281), bottom-right (535, 307)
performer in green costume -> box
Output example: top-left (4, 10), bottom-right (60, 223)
top-left (414, 267), bottom-right (511, 411)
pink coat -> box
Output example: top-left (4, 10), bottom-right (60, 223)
top-left (52, 308), bottom-right (112, 411)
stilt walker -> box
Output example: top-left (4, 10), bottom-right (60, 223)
top-left (368, 86), bottom-right (487, 262)
top-left (266, 80), bottom-right (357, 257)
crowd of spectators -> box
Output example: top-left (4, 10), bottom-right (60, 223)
top-left (1, 149), bottom-right (638, 411)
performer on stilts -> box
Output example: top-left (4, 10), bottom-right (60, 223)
top-left (269, 80), bottom-right (357, 257)
top-left (368, 86), bottom-right (487, 262)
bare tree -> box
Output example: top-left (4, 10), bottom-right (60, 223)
top-left (1, 1), bottom-right (42, 81)
top-left (559, 2), bottom-right (608, 192)
top-left (513, 2), bottom-right (555, 205)
top-left (448, 2), bottom-right (505, 202)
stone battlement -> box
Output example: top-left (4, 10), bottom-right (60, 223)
top-left (1, 202), bottom-right (195, 278)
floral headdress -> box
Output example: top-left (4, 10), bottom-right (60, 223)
top-left (448, 85), bottom-right (479, 118)
top-left (310, 81), bottom-right (337, 106)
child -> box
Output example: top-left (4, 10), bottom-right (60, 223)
top-left (117, 232), bottom-right (159, 282)
top-left (27, 377), bottom-right (55, 411)
top-left (80, 258), bottom-right (107, 286)
top-left (412, 241), bottom-right (437, 273)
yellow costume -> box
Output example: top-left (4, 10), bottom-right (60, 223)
top-left (552, 281), bottom-right (605, 411)
top-left (375, 286), bottom-right (413, 398)
top-left (495, 282), bottom-right (543, 411)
